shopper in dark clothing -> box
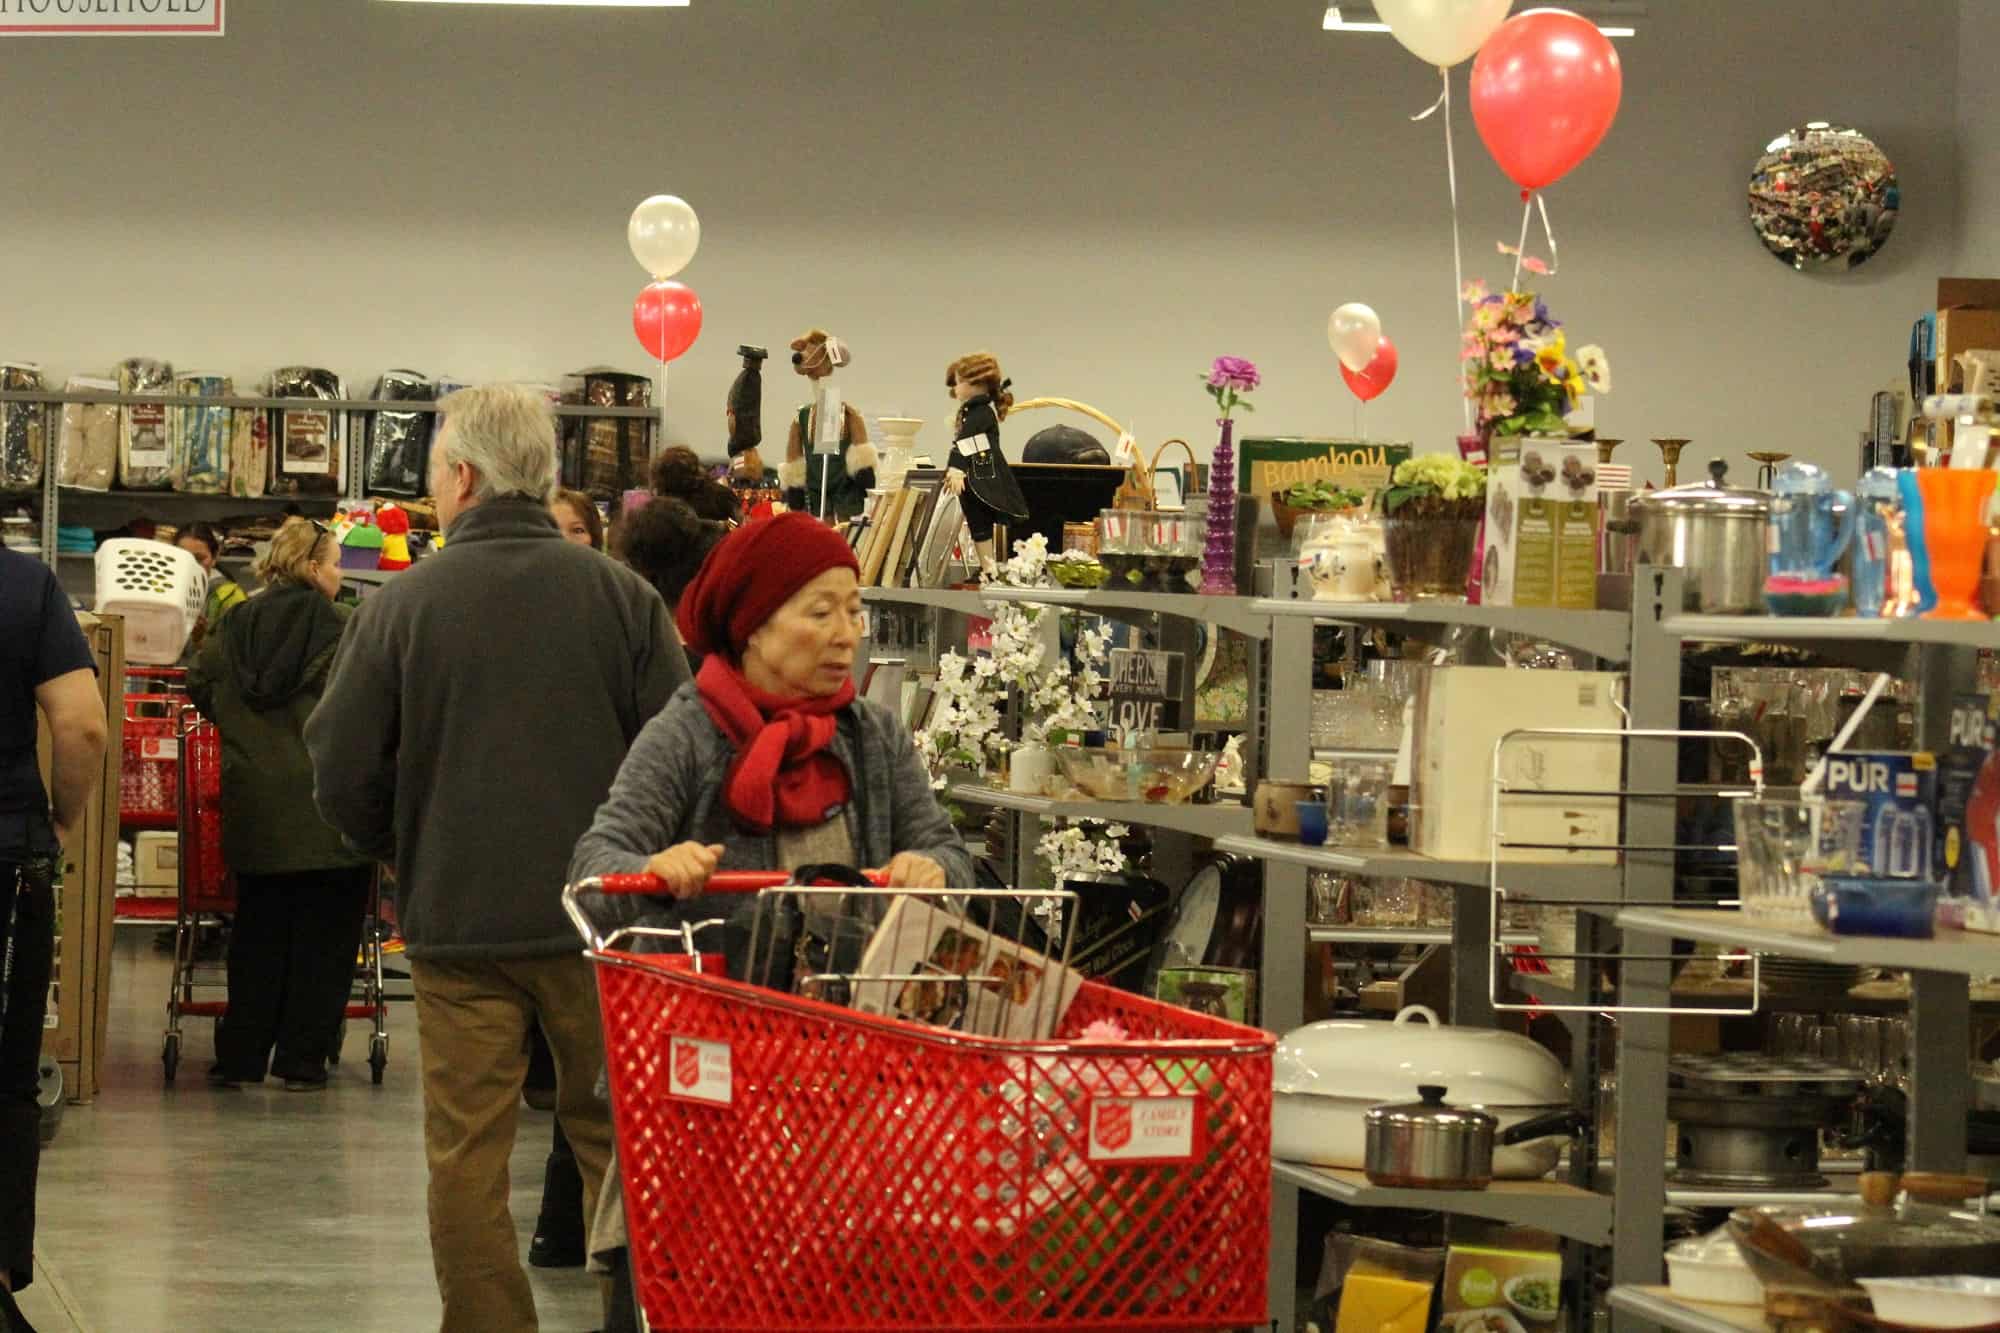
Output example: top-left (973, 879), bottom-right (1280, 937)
top-left (306, 383), bottom-right (687, 1333)
top-left (0, 549), bottom-right (107, 1329)
top-left (189, 517), bottom-right (372, 1091)
top-left (614, 496), bottom-right (726, 672)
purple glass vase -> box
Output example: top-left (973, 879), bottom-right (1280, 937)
top-left (1200, 417), bottom-right (1238, 596)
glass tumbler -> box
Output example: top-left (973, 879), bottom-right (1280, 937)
top-left (1329, 759), bottom-right (1395, 847)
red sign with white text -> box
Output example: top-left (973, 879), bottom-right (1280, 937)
top-left (1087, 1096), bottom-right (1202, 1165)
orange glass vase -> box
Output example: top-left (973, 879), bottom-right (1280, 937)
top-left (1919, 468), bottom-right (1999, 620)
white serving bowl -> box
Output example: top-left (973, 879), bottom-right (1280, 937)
top-left (1857, 1276), bottom-right (2000, 1328)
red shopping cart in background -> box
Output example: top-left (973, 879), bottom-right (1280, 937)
top-left (119, 667), bottom-right (188, 832)
top-left (564, 870), bottom-right (1274, 1332)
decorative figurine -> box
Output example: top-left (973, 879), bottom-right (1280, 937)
top-left (944, 352), bottom-right (1030, 579)
top-left (781, 328), bottom-right (876, 520)
top-left (725, 344), bottom-right (767, 478)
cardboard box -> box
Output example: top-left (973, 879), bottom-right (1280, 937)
top-left (133, 830), bottom-right (178, 896)
top-left (1410, 667), bottom-right (1624, 865)
top-left (1811, 750), bottom-right (1938, 880)
top-left (34, 612), bottom-right (125, 1103)
top-left (1937, 695), bottom-right (1993, 929)
top-left (1483, 436), bottom-right (1601, 609)
top-left (1441, 1244), bottom-right (1564, 1330)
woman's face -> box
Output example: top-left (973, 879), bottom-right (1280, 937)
top-left (741, 567), bottom-right (864, 699)
top-left (306, 537), bottom-right (342, 601)
top-left (552, 500), bottom-right (596, 548)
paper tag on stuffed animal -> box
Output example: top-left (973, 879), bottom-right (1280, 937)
top-left (955, 435), bottom-right (986, 458)
top-left (814, 385), bottom-right (843, 453)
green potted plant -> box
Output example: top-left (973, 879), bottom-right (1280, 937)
top-left (1270, 478), bottom-right (1369, 542)
top-left (1376, 455), bottom-right (1488, 603)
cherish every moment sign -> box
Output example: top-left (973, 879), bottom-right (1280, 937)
top-left (0, 0), bottom-right (222, 35)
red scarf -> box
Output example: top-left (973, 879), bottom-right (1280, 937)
top-left (696, 655), bottom-right (855, 833)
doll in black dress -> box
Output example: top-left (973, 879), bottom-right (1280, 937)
top-left (944, 352), bottom-right (1030, 577)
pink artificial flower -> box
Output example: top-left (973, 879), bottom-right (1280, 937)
top-left (1489, 347), bottom-right (1517, 373)
top-left (1504, 290), bottom-right (1535, 319)
top-left (1461, 279), bottom-right (1490, 304)
top-left (1082, 1019), bottom-right (1131, 1043)
top-left (1473, 303), bottom-right (1504, 333)
top-left (1489, 324), bottom-right (1520, 346)
top-left (1483, 388), bottom-right (1517, 417)
top-left (1460, 333), bottom-right (1483, 360)
top-left (1519, 256), bottom-right (1551, 276)
top-left (1206, 356), bottom-right (1260, 393)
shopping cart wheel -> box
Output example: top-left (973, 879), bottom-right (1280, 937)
top-left (162, 1032), bottom-right (180, 1085)
top-left (368, 1034), bottom-right (388, 1085)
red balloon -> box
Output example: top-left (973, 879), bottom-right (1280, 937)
top-left (1470, 9), bottom-right (1622, 193)
top-left (632, 280), bottom-right (703, 362)
top-left (1340, 336), bottom-right (1398, 402)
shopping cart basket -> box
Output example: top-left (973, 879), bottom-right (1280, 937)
top-left (565, 870), bottom-right (1274, 1332)
top-left (119, 676), bottom-right (186, 829)
top-left (160, 705), bottom-right (393, 1086)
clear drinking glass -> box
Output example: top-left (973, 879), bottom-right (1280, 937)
top-left (1329, 759), bottom-right (1395, 848)
top-left (1734, 798), bottom-right (1824, 927)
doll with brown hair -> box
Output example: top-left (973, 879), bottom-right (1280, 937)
top-left (780, 328), bottom-right (876, 520)
top-left (945, 351), bottom-right (1030, 577)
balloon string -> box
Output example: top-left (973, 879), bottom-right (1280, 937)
top-left (1537, 192), bottom-right (1560, 278)
top-left (1512, 194), bottom-right (1533, 292)
top-left (1442, 67), bottom-right (1470, 434)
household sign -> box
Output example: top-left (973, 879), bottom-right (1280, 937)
top-left (1107, 648), bottom-right (1185, 733)
top-left (0, 1), bottom-right (225, 36)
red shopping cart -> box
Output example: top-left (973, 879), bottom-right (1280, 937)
top-left (119, 669), bottom-right (188, 831)
top-left (160, 705), bottom-right (393, 1086)
top-left (565, 870), bottom-right (1274, 1332)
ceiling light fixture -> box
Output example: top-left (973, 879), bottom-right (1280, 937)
top-left (1322, 4), bottom-right (1639, 37)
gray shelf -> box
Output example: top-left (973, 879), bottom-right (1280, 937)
top-left (56, 488), bottom-right (339, 507)
top-left (1615, 906), bottom-right (2000, 976)
top-left (1255, 596), bottom-right (1632, 662)
top-left (1214, 833), bottom-right (1615, 902)
top-left (1665, 612), bottom-right (2000, 653)
top-left (0, 388), bottom-right (657, 418)
top-left (1606, 1285), bottom-right (1763, 1333)
top-left (864, 584), bottom-right (1273, 637)
top-left (1273, 1161), bottom-right (1614, 1246)
top-left (946, 783), bottom-right (1253, 838)
top-left (1309, 925), bottom-right (1536, 945)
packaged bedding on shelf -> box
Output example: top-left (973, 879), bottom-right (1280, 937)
top-left (171, 372), bottom-right (232, 495)
top-left (228, 406), bottom-right (269, 498)
top-left (1, 363), bottom-right (46, 491)
top-left (56, 377), bottom-right (118, 491)
top-left (363, 370), bottom-right (434, 498)
top-left (116, 357), bottom-right (175, 490)
top-left (265, 366), bottom-right (344, 496)
top-left (559, 367), bottom-right (654, 499)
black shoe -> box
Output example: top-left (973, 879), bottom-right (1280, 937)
top-left (207, 1065), bottom-right (252, 1089)
top-left (527, 1229), bottom-right (586, 1268)
top-left (283, 1077), bottom-right (328, 1093)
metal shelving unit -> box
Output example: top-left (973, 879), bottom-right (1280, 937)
top-left (1605, 1286), bottom-right (1764, 1333)
top-left (1307, 925), bottom-right (1536, 946)
top-left (946, 781), bottom-right (1255, 839)
top-left (1274, 1163), bottom-right (1614, 1246)
top-left (1615, 907), bottom-right (2000, 976)
top-left (1255, 595), bottom-right (1633, 662)
top-left (1215, 832), bottom-right (1614, 902)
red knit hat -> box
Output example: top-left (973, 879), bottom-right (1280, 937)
top-left (676, 512), bottom-right (861, 657)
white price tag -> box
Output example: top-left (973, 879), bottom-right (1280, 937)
top-left (140, 737), bottom-right (180, 762)
top-left (666, 1036), bottom-right (732, 1106)
top-left (1086, 1096), bottom-right (1201, 1165)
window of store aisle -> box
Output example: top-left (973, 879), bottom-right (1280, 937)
top-left (25, 931), bottom-right (604, 1332)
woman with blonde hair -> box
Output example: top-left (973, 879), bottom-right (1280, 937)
top-left (189, 517), bottom-right (370, 1091)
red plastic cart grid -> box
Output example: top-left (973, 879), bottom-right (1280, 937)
top-left (565, 870), bottom-right (1274, 1332)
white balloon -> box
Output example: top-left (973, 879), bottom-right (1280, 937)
top-left (1328, 303), bottom-right (1384, 374)
top-left (627, 194), bottom-right (701, 279)
top-left (1375, 0), bottom-right (1513, 69)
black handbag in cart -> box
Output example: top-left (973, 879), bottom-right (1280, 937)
top-left (560, 368), bottom-right (654, 499)
top-left (364, 370), bottom-right (435, 498)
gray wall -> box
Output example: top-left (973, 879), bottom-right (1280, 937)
top-left (0, 1), bottom-right (1965, 480)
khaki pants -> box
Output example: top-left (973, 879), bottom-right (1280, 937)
top-left (410, 955), bottom-right (614, 1333)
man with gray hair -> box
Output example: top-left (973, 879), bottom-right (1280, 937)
top-left (306, 383), bottom-right (688, 1332)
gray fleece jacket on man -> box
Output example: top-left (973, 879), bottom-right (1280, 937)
top-left (569, 683), bottom-right (972, 901)
top-left (305, 498), bottom-right (688, 960)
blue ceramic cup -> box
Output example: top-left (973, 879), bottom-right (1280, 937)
top-left (1295, 800), bottom-right (1329, 846)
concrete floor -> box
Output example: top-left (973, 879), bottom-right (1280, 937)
top-left (16, 931), bottom-right (605, 1333)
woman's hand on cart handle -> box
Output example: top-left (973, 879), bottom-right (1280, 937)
top-left (644, 843), bottom-right (726, 900)
top-left (870, 852), bottom-right (947, 889)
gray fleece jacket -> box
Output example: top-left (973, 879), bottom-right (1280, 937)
top-left (306, 498), bottom-right (688, 960)
top-left (568, 682), bottom-right (972, 901)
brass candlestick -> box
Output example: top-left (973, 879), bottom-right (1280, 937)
top-left (1651, 438), bottom-right (1691, 487)
top-left (1595, 437), bottom-right (1624, 466)
top-left (1747, 450), bottom-right (1792, 489)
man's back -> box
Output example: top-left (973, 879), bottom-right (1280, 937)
top-left (0, 550), bottom-right (94, 856)
top-left (306, 499), bottom-right (687, 960)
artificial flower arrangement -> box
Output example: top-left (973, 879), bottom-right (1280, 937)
top-left (1201, 356), bottom-right (1260, 420)
top-left (1376, 453), bottom-right (1489, 518)
top-left (1460, 280), bottom-right (1610, 441)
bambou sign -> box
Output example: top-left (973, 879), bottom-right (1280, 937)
top-left (1237, 437), bottom-right (1412, 501)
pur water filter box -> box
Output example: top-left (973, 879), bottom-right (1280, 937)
top-left (1814, 751), bottom-right (1938, 881)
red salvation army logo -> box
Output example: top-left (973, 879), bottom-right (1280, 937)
top-left (1094, 1101), bottom-right (1133, 1152)
top-left (673, 1041), bottom-right (700, 1089)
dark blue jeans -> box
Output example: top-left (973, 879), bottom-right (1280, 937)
top-left (0, 855), bottom-right (57, 1296)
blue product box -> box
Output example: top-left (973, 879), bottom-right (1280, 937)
top-left (1815, 750), bottom-right (1939, 881)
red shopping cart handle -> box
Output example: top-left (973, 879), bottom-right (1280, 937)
top-left (591, 869), bottom-right (888, 896)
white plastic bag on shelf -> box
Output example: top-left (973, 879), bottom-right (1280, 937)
top-left (116, 357), bottom-right (174, 490)
top-left (228, 407), bottom-right (268, 498)
top-left (57, 376), bottom-right (118, 492)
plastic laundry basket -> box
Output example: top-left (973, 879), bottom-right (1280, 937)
top-left (94, 539), bottom-right (204, 665)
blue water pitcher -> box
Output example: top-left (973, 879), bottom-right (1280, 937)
top-left (1852, 467), bottom-right (1901, 617)
top-left (1767, 460), bottom-right (1857, 581)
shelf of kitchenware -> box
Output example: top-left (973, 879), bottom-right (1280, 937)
top-left (1605, 1284), bottom-right (1766, 1333)
top-left (1665, 612), bottom-right (2000, 652)
top-left (1252, 596), bottom-right (1634, 664)
top-left (1306, 926), bottom-right (1538, 946)
top-left (945, 782), bottom-right (1254, 840)
top-left (1615, 907), bottom-right (2000, 977)
top-left (1272, 1162), bottom-right (1615, 1247)
top-left (860, 585), bottom-right (1276, 637)
top-left (1214, 833), bottom-right (1614, 903)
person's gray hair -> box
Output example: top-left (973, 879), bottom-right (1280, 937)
top-left (436, 383), bottom-right (560, 504)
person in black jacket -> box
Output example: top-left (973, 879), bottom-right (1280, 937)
top-left (944, 351), bottom-right (1030, 579)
